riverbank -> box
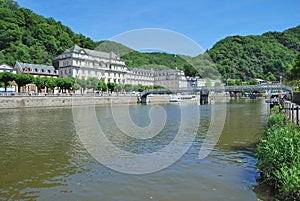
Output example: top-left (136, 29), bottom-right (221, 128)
top-left (0, 95), bottom-right (170, 109)
top-left (256, 107), bottom-right (300, 200)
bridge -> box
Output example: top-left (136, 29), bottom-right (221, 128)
top-left (140, 84), bottom-right (293, 103)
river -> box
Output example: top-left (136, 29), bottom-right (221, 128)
top-left (0, 99), bottom-right (272, 201)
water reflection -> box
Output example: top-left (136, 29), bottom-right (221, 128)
top-left (0, 100), bottom-right (269, 200)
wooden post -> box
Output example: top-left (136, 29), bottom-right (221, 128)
top-left (297, 106), bottom-right (299, 126)
top-left (292, 103), bottom-right (294, 123)
top-left (289, 102), bottom-right (292, 121)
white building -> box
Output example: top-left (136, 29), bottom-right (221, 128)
top-left (154, 68), bottom-right (187, 89)
top-left (0, 63), bottom-right (17, 93)
top-left (53, 45), bottom-right (127, 84)
top-left (0, 63), bottom-right (17, 74)
top-left (126, 68), bottom-right (155, 86)
top-left (15, 61), bottom-right (58, 78)
top-left (53, 45), bottom-right (190, 89)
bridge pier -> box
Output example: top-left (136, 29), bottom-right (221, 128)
top-left (141, 96), bottom-right (147, 104)
top-left (200, 91), bottom-right (209, 105)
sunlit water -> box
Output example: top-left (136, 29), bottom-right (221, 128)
top-left (0, 99), bottom-right (271, 201)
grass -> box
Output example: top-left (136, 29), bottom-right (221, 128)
top-left (257, 109), bottom-right (300, 200)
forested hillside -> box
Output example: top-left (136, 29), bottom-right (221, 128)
top-left (0, 0), bottom-right (299, 81)
top-left (208, 25), bottom-right (300, 81)
top-left (0, 0), bottom-right (95, 66)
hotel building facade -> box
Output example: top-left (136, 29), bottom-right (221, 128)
top-left (53, 45), bottom-right (191, 89)
top-left (53, 45), bottom-right (127, 84)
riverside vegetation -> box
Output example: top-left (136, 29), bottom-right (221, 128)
top-left (257, 106), bottom-right (300, 200)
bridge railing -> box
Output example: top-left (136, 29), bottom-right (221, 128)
top-left (140, 84), bottom-right (293, 97)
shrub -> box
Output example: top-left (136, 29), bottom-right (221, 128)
top-left (257, 118), bottom-right (300, 200)
top-left (266, 113), bottom-right (285, 128)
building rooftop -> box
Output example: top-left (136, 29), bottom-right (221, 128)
top-left (15, 61), bottom-right (58, 76)
top-left (64, 45), bottom-right (120, 60)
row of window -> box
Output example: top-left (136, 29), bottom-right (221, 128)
top-left (59, 68), bottom-right (125, 78)
top-left (25, 67), bottom-right (57, 74)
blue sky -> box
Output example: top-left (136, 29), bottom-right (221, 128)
top-left (16, 0), bottom-right (300, 52)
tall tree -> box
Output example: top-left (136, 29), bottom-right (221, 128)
top-left (86, 77), bottom-right (100, 93)
top-left (107, 82), bottom-right (117, 93)
top-left (0, 72), bottom-right (15, 92)
top-left (97, 80), bottom-right (107, 92)
top-left (14, 73), bottom-right (33, 92)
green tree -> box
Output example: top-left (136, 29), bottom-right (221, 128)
top-left (33, 76), bottom-right (44, 92)
top-left (248, 78), bottom-right (259, 85)
top-left (86, 77), bottom-right (100, 93)
top-left (97, 80), bottom-right (107, 92)
top-left (290, 53), bottom-right (300, 80)
top-left (76, 78), bottom-right (87, 94)
top-left (44, 77), bottom-right (57, 93)
top-left (14, 73), bottom-right (33, 92)
top-left (205, 79), bottom-right (212, 87)
top-left (153, 85), bottom-right (165, 89)
top-left (124, 84), bottom-right (134, 92)
top-left (107, 82), bottom-right (117, 93)
top-left (63, 77), bottom-right (75, 92)
top-left (289, 53), bottom-right (300, 91)
top-left (115, 84), bottom-right (124, 92)
top-left (0, 72), bottom-right (15, 92)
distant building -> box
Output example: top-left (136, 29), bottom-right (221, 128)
top-left (14, 61), bottom-right (58, 93)
top-left (0, 64), bottom-right (17, 93)
top-left (15, 61), bottom-right (58, 78)
top-left (0, 63), bottom-right (17, 74)
top-left (126, 68), bottom-right (155, 86)
top-left (154, 68), bottom-right (187, 89)
top-left (53, 45), bottom-right (127, 84)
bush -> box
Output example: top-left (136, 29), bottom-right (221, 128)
top-left (257, 116), bottom-right (300, 200)
top-left (266, 113), bottom-right (285, 128)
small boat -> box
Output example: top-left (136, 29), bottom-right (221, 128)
top-left (170, 94), bottom-right (197, 102)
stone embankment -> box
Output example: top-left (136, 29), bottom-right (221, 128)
top-left (0, 94), bottom-right (170, 109)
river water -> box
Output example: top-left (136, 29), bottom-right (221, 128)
top-left (0, 99), bottom-right (271, 201)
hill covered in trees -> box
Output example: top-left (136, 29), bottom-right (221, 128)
top-left (208, 25), bottom-right (300, 81)
top-left (0, 0), bottom-right (95, 66)
top-left (0, 0), bottom-right (299, 82)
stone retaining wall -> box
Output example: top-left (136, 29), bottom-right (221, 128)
top-left (0, 96), bottom-right (138, 109)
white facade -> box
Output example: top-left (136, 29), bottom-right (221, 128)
top-left (154, 69), bottom-right (187, 89)
top-left (0, 63), bottom-right (17, 74)
top-left (126, 68), bottom-right (155, 86)
top-left (54, 45), bottom-right (191, 88)
top-left (53, 45), bottom-right (127, 84)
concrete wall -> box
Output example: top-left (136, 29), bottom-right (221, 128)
top-left (0, 96), bottom-right (138, 109)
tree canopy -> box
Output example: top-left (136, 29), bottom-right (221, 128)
top-left (208, 25), bottom-right (300, 81)
top-left (0, 0), bottom-right (95, 66)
